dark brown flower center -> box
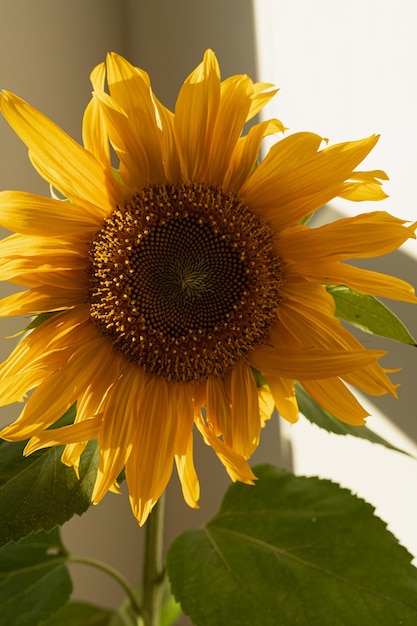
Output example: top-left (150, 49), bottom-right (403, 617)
top-left (88, 183), bottom-right (282, 382)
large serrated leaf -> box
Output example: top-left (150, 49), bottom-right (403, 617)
top-left (0, 407), bottom-right (98, 547)
top-left (295, 382), bottom-right (413, 457)
top-left (0, 528), bottom-right (71, 626)
top-left (167, 465), bottom-right (417, 626)
top-left (327, 285), bottom-right (417, 344)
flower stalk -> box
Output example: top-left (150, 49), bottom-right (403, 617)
top-left (141, 493), bottom-right (167, 626)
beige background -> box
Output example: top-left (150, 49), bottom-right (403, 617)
top-left (0, 1), bottom-right (290, 621)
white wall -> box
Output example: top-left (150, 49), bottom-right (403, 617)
top-left (254, 0), bottom-right (417, 561)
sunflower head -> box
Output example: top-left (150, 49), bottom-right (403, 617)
top-left (0, 49), bottom-right (415, 525)
top-left (87, 181), bottom-right (283, 382)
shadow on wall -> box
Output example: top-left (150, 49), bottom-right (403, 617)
top-left (124, 0), bottom-right (259, 108)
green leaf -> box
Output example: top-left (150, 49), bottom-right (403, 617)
top-left (167, 465), bottom-right (417, 626)
top-left (23, 311), bottom-right (58, 332)
top-left (295, 382), bottom-right (413, 457)
top-left (113, 579), bottom-right (181, 626)
top-left (42, 601), bottom-right (115, 626)
top-left (160, 589), bottom-right (182, 626)
top-left (0, 407), bottom-right (98, 547)
top-left (4, 312), bottom-right (57, 338)
top-left (327, 285), bottom-right (417, 344)
top-left (0, 528), bottom-right (71, 626)
top-left (112, 167), bottom-right (124, 184)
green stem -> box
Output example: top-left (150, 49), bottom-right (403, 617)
top-left (68, 554), bottom-right (142, 622)
top-left (141, 493), bottom-right (167, 626)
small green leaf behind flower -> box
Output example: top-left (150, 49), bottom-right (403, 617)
top-left (328, 284), bottom-right (417, 345)
top-left (4, 312), bottom-right (57, 339)
top-left (167, 465), bottom-right (417, 626)
top-left (295, 382), bottom-right (414, 457)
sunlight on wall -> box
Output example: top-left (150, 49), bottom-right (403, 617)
top-left (253, 0), bottom-right (417, 560)
top-left (253, 0), bottom-right (417, 256)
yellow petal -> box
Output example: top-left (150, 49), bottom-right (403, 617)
top-left (61, 441), bottom-right (88, 478)
top-left (225, 361), bottom-right (261, 458)
top-left (276, 283), bottom-right (363, 353)
top-left (246, 83), bottom-right (280, 121)
top-left (174, 49), bottom-right (220, 181)
top-left (0, 191), bottom-right (102, 236)
top-left (299, 379), bottom-right (370, 425)
top-left (92, 365), bottom-right (148, 504)
top-left (0, 369), bottom-right (49, 405)
top-left (23, 416), bottom-right (102, 455)
top-left (264, 376), bottom-right (299, 424)
top-left (339, 169), bottom-right (389, 201)
top-left (241, 131), bottom-right (324, 211)
top-left (61, 383), bottom-right (107, 476)
top-left (175, 433), bottom-right (200, 509)
top-left (0, 283), bottom-right (87, 317)
top-left (242, 134), bottom-right (380, 230)
top-left (206, 74), bottom-right (253, 183)
top-left (206, 376), bottom-right (231, 439)
top-left (277, 211), bottom-right (415, 262)
top-left (223, 118), bottom-right (285, 192)
top-left (93, 89), bottom-right (150, 191)
top-left (125, 377), bottom-right (177, 525)
top-left (257, 386), bottom-right (276, 427)
top-left (0, 306), bottom-right (90, 382)
top-left (0, 91), bottom-right (119, 215)
top-left (106, 52), bottom-right (166, 184)
top-left (343, 367), bottom-right (399, 398)
top-left (249, 345), bottom-right (387, 380)
top-left (0, 336), bottom-right (117, 441)
top-left (194, 413), bottom-right (256, 484)
top-left (152, 97), bottom-right (181, 182)
top-left (82, 62), bottom-right (111, 166)
top-left (275, 284), bottom-right (398, 397)
top-left (0, 234), bottom-right (87, 285)
top-left (290, 260), bottom-right (417, 303)
top-left (173, 383), bottom-right (196, 455)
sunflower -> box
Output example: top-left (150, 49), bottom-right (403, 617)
top-left (0, 50), bottom-right (415, 525)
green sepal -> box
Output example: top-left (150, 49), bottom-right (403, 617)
top-left (295, 382), bottom-right (413, 457)
top-left (0, 528), bottom-right (72, 626)
top-left (112, 167), bottom-right (124, 184)
top-left (0, 406), bottom-right (98, 547)
top-left (167, 465), bottom-right (417, 626)
top-left (299, 211), bottom-right (314, 224)
top-left (327, 285), bottom-right (417, 344)
top-left (4, 311), bottom-right (57, 338)
top-left (250, 367), bottom-right (267, 388)
top-left (23, 311), bottom-right (58, 332)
